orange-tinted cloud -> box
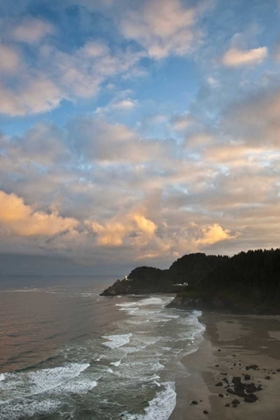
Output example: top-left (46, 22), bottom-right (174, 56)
top-left (86, 210), bottom-right (157, 247)
top-left (0, 191), bottom-right (79, 237)
top-left (195, 223), bottom-right (237, 246)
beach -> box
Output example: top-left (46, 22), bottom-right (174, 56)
top-left (171, 312), bottom-right (280, 420)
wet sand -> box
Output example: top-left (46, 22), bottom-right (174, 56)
top-left (170, 312), bottom-right (280, 420)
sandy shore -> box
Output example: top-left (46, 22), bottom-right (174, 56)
top-left (170, 312), bottom-right (280, 420)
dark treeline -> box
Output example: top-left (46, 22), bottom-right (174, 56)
top-left (101, 248), bottom-right (280, 313)
top-left (169, 248), bottom-right (280, 314)
top-left (101, 253), bottom-right (228, 295)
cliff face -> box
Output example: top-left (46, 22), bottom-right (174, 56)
top-left (100, 253), bottom-right (227, 296)
top-left (167, 249), bottom-right (280, 314)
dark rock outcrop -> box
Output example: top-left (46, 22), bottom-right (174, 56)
top-left (100, 279), bottom-right (133, 296)
top-left (219, 375), bottom-right (261, 404)
top-left (244, 394), bottom-right (258, 403)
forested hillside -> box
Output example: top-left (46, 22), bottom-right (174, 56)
top-left (168, 249), bottom-right (280, 314)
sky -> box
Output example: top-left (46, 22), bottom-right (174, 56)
top-left (0, 0), bottom-right (280, 275)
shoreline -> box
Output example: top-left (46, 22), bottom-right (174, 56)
top-left (170, 312), bottom-right (280, 420)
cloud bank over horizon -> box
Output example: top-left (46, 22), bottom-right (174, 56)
top-left (0, 0), bottom-right (280, 273)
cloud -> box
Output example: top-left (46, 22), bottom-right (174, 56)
top-left (4, 123), bottom-right (68, 165)
top-left (81, 40), bottom-right (109, 57)
top-left (1, 0), bottom-right (280, 272)
top-left (194, 223), bottom-right (237, 246)
top-left (69, 117), bottom-right (167, 163)
top-left (46, 41), bottom-right (144, 99)
top-left (0, 75), bottom-right (62, 116)
top-left (207, 76), bottom-right (219, 86)
top-left (222, 46), bottom-right (268, 67)
top-left (13, 18), bottom-right (54, 44)
top-left (89, 221), bottom-right (128, 246)
top-left (120, 0), bottom-right (201, 59)
top-left (0, 191), bottom-right (79, 237)
top-left (1, 76), bottom-right (280, 265)
top-left (223, 88), bottom-right (280, 147)
top-left (186, 133), bottom-right (213, 149)
top-left (86, 210), bottom-right (157, 247)
top-left (85, 200), bottom-right (236, 260)
top-left (0, 36), bottom-right (144, 116)
top-left (0, 43), bottom-right (20, 72)
top-left (171, 113), bottom-right (193, 132)
top-left (96, 95), bottom-right (138, 113)
top-left (134, 213), bottom-right (156, 235)
top-left (275, 43), bottom-right (280, 61)
top-left (111, 99), bottom-right (137, 110)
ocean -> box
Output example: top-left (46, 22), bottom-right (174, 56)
top-left (0, 276), bottom-right (205, 419)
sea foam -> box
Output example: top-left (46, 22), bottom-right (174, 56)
top-left (141, 382), bottom-right (176, 420)
top-left (137, 297), bottom-right (165, 306)
top-left (123, 381), bottom-right (176, 420)
top-left (29, 363), bottom-right (90, 395)
top-left (0, 399), bottom-right (61, 420)
top-left (0, 363), bottom-right (93, 400)
top-left (102, 333), bottom-right (132, 349)
top-left (116, 302), bottom-right (138, 308)
top-left (110, 360), bottom-right (121, 367)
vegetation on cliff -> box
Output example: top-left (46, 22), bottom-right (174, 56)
top-left (168, 249), bottom-right (280, 314)
top-left (101, 249), bottom-right (280, 314)
top-left (100, 253), bottom-right (227, 296)
top-left (168, 253), bottom-right (229, 285)
top-left (101, 266), bottom-right (176, 295)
